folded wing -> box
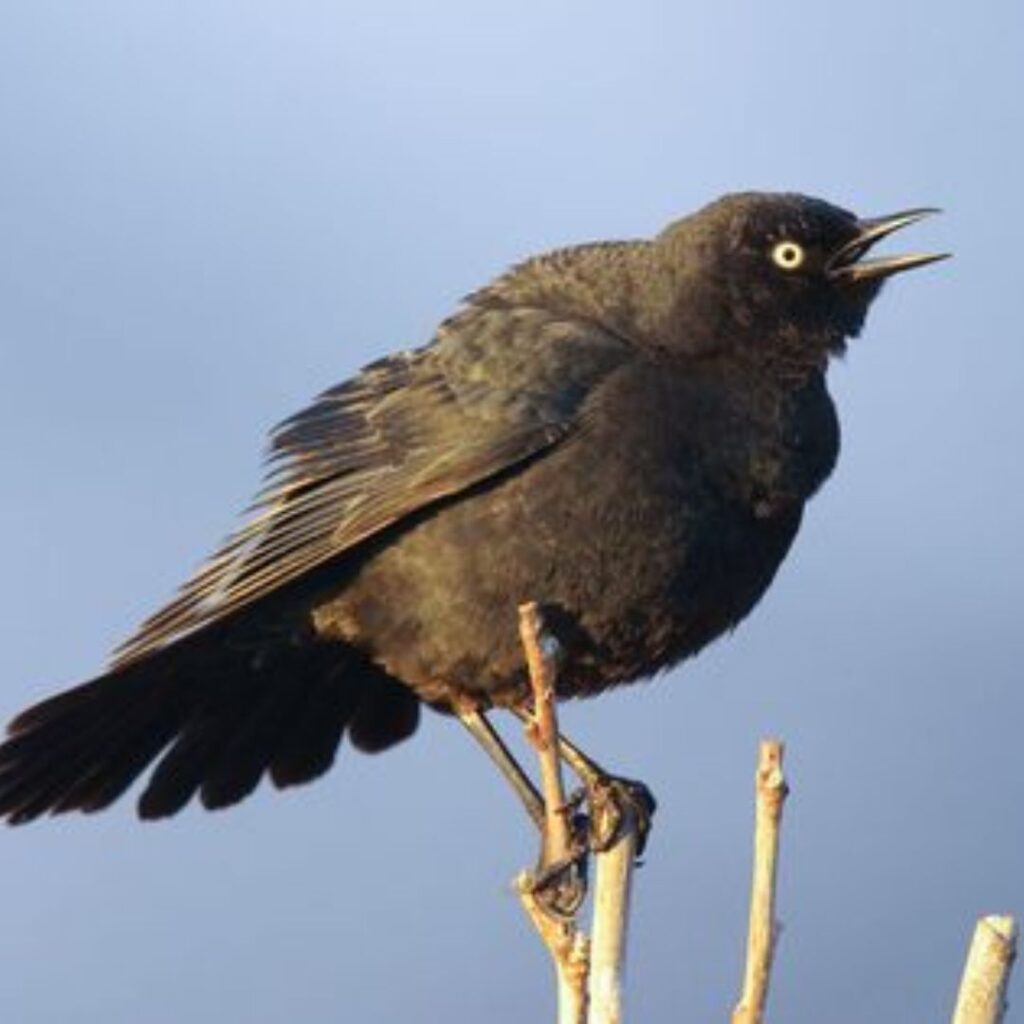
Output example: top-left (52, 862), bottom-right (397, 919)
top-left (113, 308), bottom-right (631, 667)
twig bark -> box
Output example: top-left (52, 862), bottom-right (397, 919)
top-left (516, 601), bottom-right (644, 1024)
top-left (518, 601), bottom-right (573, 871)
top-left (587, 806), bottom-right (638, 1024)
top-left (951, 915), bottom-right (1018, 1024)
top-left (731, 739), bottom-right (788, 1024)
top-left (517, 873), bottom-right (590, 1024)
top-left (517, 602), bottom-right (589, 1021)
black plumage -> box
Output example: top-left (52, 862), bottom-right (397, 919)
top-left (0, 192), bottom-right (945, 822)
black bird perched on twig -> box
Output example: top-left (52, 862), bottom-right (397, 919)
top-left (0, 192), bottom-right (946, 828)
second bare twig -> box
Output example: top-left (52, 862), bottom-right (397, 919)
top-left (731, 738), bottom-right (788, 1024)
top-left (588, 804), bottom-right (638, 1024)
top-left (951, 914), bottom-right (1018, 1024)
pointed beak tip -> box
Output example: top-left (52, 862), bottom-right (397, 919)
top-left (828, 207), bottom-right (949, 283)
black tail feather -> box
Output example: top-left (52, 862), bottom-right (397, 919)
top-left (349, 675), bottom-right (421, 753)
top-left (1, 635), bottom-right (420, 824)
top-left (199, 652), bottom-right (341, 811)
top-left (0, 675), bottom-right (183, 823)
top-left (59, 712), bottom-right (185, 814)
top-left (268, 657), bottom-right (365, 789)
top-left (138, 713), bottom-right (230, 819)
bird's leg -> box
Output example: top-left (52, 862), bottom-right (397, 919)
top-left (458, 704), bottom-right (587, 916)
top-left (515, 604), bottom-right (597, 919)
top-left (456, 706), bottom-right (545, 830)
top-left (555, 734), bottom-right (657, 855)
top-left (511, 707), bottom-right (657, 856)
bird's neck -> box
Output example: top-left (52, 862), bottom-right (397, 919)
top-left (469, 241), bottom-right (674, 345)
top-left (472, 241), bottom-right (842, 385)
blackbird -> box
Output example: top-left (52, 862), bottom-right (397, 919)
top-left (0, 192), bottom-right (946, 825)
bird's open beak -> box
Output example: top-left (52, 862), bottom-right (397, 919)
top-left (826, 208), bottom-right (950, 283)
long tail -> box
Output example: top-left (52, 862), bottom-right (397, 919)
top-left (0, 636), bottom-right (420, 824)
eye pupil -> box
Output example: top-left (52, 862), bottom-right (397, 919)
top-left (772, 240), bottom-right (805, 271)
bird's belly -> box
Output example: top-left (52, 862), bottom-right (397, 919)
top-left (310, 432), bottom-right (802, 708)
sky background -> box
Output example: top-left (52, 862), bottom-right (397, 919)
top-left (1, 2), bottom-right (1021, 1021)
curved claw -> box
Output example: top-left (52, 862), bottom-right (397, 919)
top-left (586, 776), bottom-right (657, 855)
top-left (528, 821), bottom-right (590, 919)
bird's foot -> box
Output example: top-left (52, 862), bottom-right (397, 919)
top-left (527, 849), bottom-right (588, 920)
top-left (583, 775), bottom-right (657, 856)
top-left (527, 802), bottom-right (590, 919)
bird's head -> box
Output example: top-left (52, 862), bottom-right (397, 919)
top-left (656, 192), bottom-right (948, 364)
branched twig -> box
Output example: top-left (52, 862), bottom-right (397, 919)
top-left (517, 602), bottom-right (589, 1021)
top-left (504, 644), bottom-right (1015, 1024)
top-left (515, 601), bottom-right (643, 1024)
top-left (518, 601), bottom-right (574, 871)
top-left (517, 872), bottom-right (590, 1024)
top-left (731, 739), bottom-right (788, 1024)
top-left (951, 915), bottom-right (1018, 1024)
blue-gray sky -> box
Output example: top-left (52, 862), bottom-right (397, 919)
top-left (1, 3), bottom-right (1021, 1021)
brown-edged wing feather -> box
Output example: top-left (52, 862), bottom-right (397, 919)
top-left (112, 309), bottom-right (631, 667)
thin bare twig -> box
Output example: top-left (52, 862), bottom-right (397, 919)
top-left (517, 873), bottom-right (590, 1024)
top-left (518, 601), bottom-right (574, 871)
top-left (516, 601), bottom-right (643, 1024)
top-left (516, 602), bottom-right (589, 1022)
top-left (731, 739), bottom-right (788, 1024)
top-left (951, 915), bottom-right (1018, 1024)
top-left (588, 806), bottom-right (638, 1024)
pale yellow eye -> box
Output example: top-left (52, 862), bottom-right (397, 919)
top-left (771, 240), bottom-right (805, 271)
